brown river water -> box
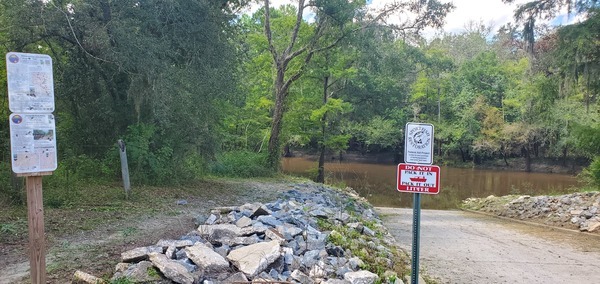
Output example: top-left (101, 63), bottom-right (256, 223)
top-left (282, 157), bottom-right (580, 209)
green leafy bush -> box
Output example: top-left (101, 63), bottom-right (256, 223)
top-left (0, 162), bottom-right (25, 205)
top-left (122, 123), bottom-right (210, 184)
top-left (581, 156), bottom-right (600, 187)
top-left (210, 151), bottom-right (273, 178)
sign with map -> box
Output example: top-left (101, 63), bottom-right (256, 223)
top-left (9, 114), bottom-right (57, 173)
top-left (6, 52), bottom-right (55, 113)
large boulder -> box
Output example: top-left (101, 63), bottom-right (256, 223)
top-left (121, 246), bottom-right (164, 262)
top-left (111, 261), bottom-right (162, 283)
top-left (344, 270), bottom-right (379, 284)
top-left (291, 269), bottom-right (314, 284)
top-left (227, 240), bottom-right (281, 277)
top-left (197, 224), bottom-right (241, 240)
top-left (149, 253), bottom-right (195, 284)
top-left (184, 243), bottom-right (230, 272)
top-left (240, 202), bottom-right (271, 218)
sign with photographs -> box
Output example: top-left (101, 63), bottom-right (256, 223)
top-left (9, 114), bottom-right (57, 173)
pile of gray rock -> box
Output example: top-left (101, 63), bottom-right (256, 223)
top-left (464, 191), bottom-right (600, 232)
top-left (76, 183), bottom-right (402, 284)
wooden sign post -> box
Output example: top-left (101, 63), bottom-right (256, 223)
top-left (7, 52), bottom-right (58, 284)
top-left (22, 173), bottom-right (52, 283)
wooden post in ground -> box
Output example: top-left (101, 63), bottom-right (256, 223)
top-left (23, 173), bottom-right (50, 284)
top-left (118, 140), bottom-right (131, 198)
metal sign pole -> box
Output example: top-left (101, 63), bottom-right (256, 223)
top-left (400, 122), bottom-right (438, 284)
top-left (411, 193), bottom-right (421, 284)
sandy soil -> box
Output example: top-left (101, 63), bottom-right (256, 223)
top-left (377, 207), bottom-right (600, 284)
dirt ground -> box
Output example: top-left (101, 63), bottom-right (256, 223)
top-left (0, 179), bottom-right (291, 283)
top-left (378, 207), bottom-right (600, 284)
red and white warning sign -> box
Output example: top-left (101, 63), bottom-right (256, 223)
top-left (397, 163), bottom-right (440, 194)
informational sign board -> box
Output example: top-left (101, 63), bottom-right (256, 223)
top-left (5, 52), bottom-right (56, 284)
top-left (6, 52), bottom-right (55, 113)
top-left (397, 163), bottom-right (440, 194)
top-left (9, 113), bottom-right (57, 174)
top-left (404, 123), bottom-right (434, 165)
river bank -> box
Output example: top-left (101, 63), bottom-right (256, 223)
top-left (288, 150), bottom-right (586, 175)
top-left (462, 191), bottom-right (600, 233)
top-left (283, 157), bottom-right (579, 210)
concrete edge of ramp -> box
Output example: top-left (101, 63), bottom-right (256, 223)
top-left (459, 208), bottom-right (600, 238)
top-left (375, 206), bottom-right (600, 239)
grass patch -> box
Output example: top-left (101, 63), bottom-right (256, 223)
top-left (210, 150), bottom-right (274, 178)
top-left (110, 277), bottom-right (135, 284)
top-left (147, 266), bottom-right (160, 278)
top-left (0, 207), bottom-right (28, 243)
top-left (318, 216), bottom-right (408, 281)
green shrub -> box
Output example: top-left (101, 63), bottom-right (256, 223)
top-left (0, 162), bottom-right (25, 205)
top-left (210, 150), bottom-right (273, 178)
top-left (50, 154), bottom-right (113, 184)
top-left (581, 156), bottom-right (600, 187)
top-left (123, 123), bottom-right (174, 184)
top-left (179, 152), bottom-right (208, 180)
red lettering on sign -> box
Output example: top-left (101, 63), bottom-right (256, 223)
top-left (396, 163), bottom-right (440, 195)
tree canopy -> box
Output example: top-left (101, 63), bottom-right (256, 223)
top-left (1, 0), bottom-right (600, 190)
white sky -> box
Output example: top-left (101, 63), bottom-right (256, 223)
top-left (247, 0), bottom-right (581, 38)
top-left (423, 0), bottom-right (580, 36)
top-left (429, 0), bottom-right (529, 34)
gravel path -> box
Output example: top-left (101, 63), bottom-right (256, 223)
top-left (377, 207), bottom-right (600, 284)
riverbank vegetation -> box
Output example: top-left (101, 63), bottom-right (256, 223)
top-left (1, 0), bottom-right (600, 205)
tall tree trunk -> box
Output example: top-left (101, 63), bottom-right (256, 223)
top-left (459, 145), bottom-right (467, 163)
top-left (283, 144), bottom-right (292, 157)
top-left (316, 76), bottom-right (329, 183)
top-left (437, 83), bottom-right (441, 123)
top-left (523, 147), bottom-right (532, 172)
top-left (264, 0), bottom-right (310, 171)
top-left (266, 70), bottom-right (286, 170)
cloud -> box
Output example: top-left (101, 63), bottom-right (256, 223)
top-left (442, 0), bottom-right (527, 33)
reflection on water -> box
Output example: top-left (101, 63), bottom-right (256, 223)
top-left (282, 157), bottom-right (579, 209)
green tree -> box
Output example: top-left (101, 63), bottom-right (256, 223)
top-left (307, 49), bottom-right (355, 183)
top-left (261, 0), bottom-right (453, 170)
top-left (1, 0), bottom-right (241, 183)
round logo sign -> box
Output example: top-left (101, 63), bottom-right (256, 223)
top-left (11, 115), bottom-right (23, 124)
top-left (407, 126), bottom-right (431, 150)
top-left (8, 54), bottom-right (19, 63)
